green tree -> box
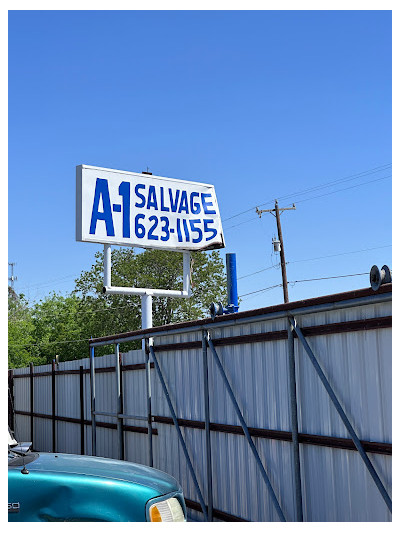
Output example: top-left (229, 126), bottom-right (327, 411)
top-left (8, 248), bottom-right (227, 366)
top-left (74, 248), bottom-right (227, 337)
top-left (31, 292), bottom-right (88, 363)
top-left (8, 288), bottom-right (42, 368)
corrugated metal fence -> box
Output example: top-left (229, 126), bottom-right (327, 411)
top-left (9, 286), bottom-right (392, 522)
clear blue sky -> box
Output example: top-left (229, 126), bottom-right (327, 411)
top-left (8, 10), bottom-right (392, 311)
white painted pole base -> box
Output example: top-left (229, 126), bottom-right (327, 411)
top-left (141, 293), bottom-right (153, 349)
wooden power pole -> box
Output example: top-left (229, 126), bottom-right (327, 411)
top-left (256, 200), bottom-right (296, 303)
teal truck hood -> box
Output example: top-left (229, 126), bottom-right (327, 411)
top-left (8, 452), bottom-right (185, 522)
top-left (23, 452), bottom-right (180, 493)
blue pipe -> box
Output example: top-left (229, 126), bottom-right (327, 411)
top-left (226, 253), bottom-right (239, 313)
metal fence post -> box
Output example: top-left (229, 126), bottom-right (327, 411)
top-left (287, 319), bottom-right (303, 521)
top-left (116, 343), bottom-right (124, 461)
top-left (145, 339), bottom-right (154, 467)
top-left (29, 362), bottom-right (34, 447)
top-left (206, 337), bottom-right (286, 522)
top-left (79, 365), bottom-right (85, 455)
top-left (202, 331), bottom-right (213, 521)
top-left (89, 345), bottom-right (97, 456)
top-left (149, 344), bottom-right (208, 519)
top-left (8, 369), bottom-right (14, 432)
top-left (289, 317), bottom-right (392, 513)
top-left (52, 359), bottom-right (56, 453)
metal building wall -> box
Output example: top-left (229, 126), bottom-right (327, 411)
top-left (11, 296), bottom-right (391, 522)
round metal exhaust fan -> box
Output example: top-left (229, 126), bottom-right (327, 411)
top-left (370, 265), bottom-right (392, 291)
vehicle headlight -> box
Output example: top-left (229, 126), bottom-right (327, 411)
top-left (149, 497), bottom-right (185, 522)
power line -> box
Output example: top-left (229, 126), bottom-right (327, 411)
top-left (224, 216), bottom-right (259, 232)
top-left (221, 163), bottom-right (391, 223)
top-left (10, 270), bottom-right (374, 348)
top-left (9, 243), bottom-right (392, 322)
top-left (223, 173), bottom-right (391, 232)
top-left (238, 271), bottom-right (370, 299)
top-left (289, 244), bottom-right (392, 264)
top-left (239, 264), bottom-right (280, 280)
top-left (258, 164), bottom-right (391, 208)
top-left (285, 174), bottom-right (391, 206)
top-left (8, 302), bottom-right (140, 322)
top-left (239, 284), bottom-right (282, 298)
top-left (289, 272), bottom-right (368, 284)
top-left (18, 274), bottom-right (77, 291)
top-left (238, 244), bottom-right (392, 280)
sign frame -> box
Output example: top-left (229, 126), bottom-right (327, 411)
top-left (76, 164), bottom-right (225, 252)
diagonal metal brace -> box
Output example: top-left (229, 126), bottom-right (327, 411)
top-left (206, 336), bottom-right (287, 522)
top-left (149, 345), bottom-right (208, 519)
top-left (289, 316), bottom-right (392, 513)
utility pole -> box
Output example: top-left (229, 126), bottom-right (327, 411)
top-left (8, 262), bottom-right (17, 290)
top-left (256, 200), bottom-right (296, 303)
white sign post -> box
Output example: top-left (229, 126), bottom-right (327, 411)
top-left (76, 164), bottom-right (225, 467)
top-left (76, 163), bottom-right (225, 335)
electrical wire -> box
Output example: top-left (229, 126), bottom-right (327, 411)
top-left (9, 270), bottom-right (376, 348)
top-left (239, 264), bottom-right (280, 280)
top-left (238, 271), bottom-right (370, 299)
top-left (17, 274), bottom-right (77, 292)
top-left (221, 163), bottom-right (391, 223)
top-left (237, 244), bottom-right (392, 280)
top-left (8, 302), bottom-right (140, 323)
top-left (289, 272), bottom-right (369, 284)
top-left (239, 284), bottom-right (282, 298)
top-left (10, 241), bottom-right (391, 322)
top-left (223, 174), bottom-right (391, 232)
top-left (283, 175), bottom-right (391, 207)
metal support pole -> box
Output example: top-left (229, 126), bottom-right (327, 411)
top-left (206, 337), bottom-right (286, 522)
top-left (202, 332), bottom-right (213, 521)
top-left (289, 317), bottom-right (392, 513)
top-left (115, 343), bottom-right (124, 461)
top-left (142, 293), bottom-right (154, 467)
top-left (52, 359), bottom-right (56, 453)
top-left (149, 345), bottom-right (208, 519)
top-left (79, 365), bottom-right (85, 455)
top-left (30, 362), bottom-right (34, 447)
top-left (104, 244), bottom-right (111, 288)
top-left (141, 293), bottom-right (153, 348)
top-left (8, 369), bottom-right (14, 432)
top-left (182, 251), bottom-right (191, 295)
top-left (89, 345), bottom-right (97, 456)
top-left (145, 340), bottom-right (154, 467)
top-left (287, 320), bottom-right (303, 521)
top-left (275, 200), bottom-right (290, 303)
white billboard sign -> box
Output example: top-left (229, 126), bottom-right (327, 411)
top-left (76, 165), bottom-right (225, 251)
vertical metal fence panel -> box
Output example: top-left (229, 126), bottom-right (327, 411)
top-left (10, 294), bottom-right (391, 522)
top-left (12, 367), bottom-right (31, 442)
top-left (32, 365), bottom-right (52, 452)
top-left (122, 350), bottom-right (149, 465)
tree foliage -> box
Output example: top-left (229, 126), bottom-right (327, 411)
top-left (8, 288), bottom-right (42, 368)
top-left (8, 248), bottom-right (227, 368)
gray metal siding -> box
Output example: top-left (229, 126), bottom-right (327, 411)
top-left (11, 297), bottom-right (391, 521)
